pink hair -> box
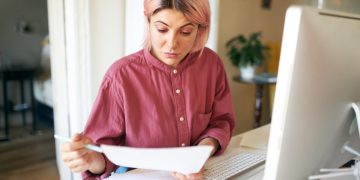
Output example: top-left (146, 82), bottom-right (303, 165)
top-left (143, 0), bottom-right (210, 53)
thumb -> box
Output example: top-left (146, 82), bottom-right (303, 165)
top-left (71, 133), bottom-right (83, 142)
top-left (83, 136), bottom-right (93, 145)
top-left (72, 133), bottom-right (93, 146)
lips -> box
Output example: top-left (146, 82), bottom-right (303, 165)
top-left (164, 52), bottom-right (179, 58)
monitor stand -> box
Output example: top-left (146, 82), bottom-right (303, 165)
top-left (308, 102), bottom-right (360, 180)
top-left (351, 102), bottom-right (360, 137)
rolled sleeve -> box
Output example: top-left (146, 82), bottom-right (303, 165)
top-left (195, 113), bottom-right (233, 155)
top-left (195, 61), bottom-right (235, 155)
top-left (82, 155), bottom-right (117, 180)
top-left (81, 75), bottom-right (125, 179)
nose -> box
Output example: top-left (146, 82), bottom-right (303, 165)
top-left (167, 32), bottom-right (177, 50)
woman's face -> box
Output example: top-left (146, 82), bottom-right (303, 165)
top-left (149, 9), bottom-right (198, 67)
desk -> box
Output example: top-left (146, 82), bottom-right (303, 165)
top-left (0, 68), bottom-right (37, 141)
top-left (233, 75), bottom-right (276, 128)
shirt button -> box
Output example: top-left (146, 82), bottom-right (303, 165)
top-left (176, 89), bottom-right (181, 94)
top-left (179, 116), bottom-right (184, 122)
top-left (181, 143), bottom-right (186, 147)
top-left (173, 69), bottom-right (178, 74)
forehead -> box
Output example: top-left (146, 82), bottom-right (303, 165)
top-left (150, 8), bottom-right (192, 27)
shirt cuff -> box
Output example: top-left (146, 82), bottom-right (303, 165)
top-left (195, 128), bottom-right (231, 155)
top-left (81, 154), bottom-right (117, 180)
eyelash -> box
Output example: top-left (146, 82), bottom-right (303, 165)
top-left (157, 29), bottom-right (192, 36)
top-left (157, 29), bottom-right (167, 33)
top-left (181, 32), bottom-right (192, 36)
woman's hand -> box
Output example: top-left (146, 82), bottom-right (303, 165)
top-left (171, 138), bottom-right (219, 180)
top-left (60, 133), bottom-right (105, 174)
top-left (171, 169), bottom-right (204, 180)
top-left (197, 137), bottom-right (219, 156)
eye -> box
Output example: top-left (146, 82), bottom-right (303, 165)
top-left (154, 23), bottom-right (168, 33)
top-left (181, 31), bottom-right (192, 36)
top-left (156, 28), bottom-right (168, 33)
top-left (180, 27), bottom-right (194, 36)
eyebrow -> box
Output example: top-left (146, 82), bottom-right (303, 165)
top-left (154, 21), bottom-right (195, 28)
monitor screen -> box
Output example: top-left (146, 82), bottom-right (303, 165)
top-left (264, 6), bottom-right (360, 180)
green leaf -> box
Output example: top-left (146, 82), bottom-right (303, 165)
top-left (225, 31), bottom-right (270, 68)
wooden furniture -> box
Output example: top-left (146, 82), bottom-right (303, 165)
top-left (0, 68), bottom-right (37, 141)
top-left (233, 75), bottom-right (276, 128)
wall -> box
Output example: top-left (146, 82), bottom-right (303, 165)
top-left (89, 0), bottom-right (125, 101)
top-left (218, 0), bottom-right (360, 135)
top-left (218, 0), bottom-right (301, 134)
top-left (0, 0), bottom-right (48, 67)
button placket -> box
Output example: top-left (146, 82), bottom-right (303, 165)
top-left (170, 69), bottom-right (190, 147)
top-left (173, 69), bottom-right (181, 95)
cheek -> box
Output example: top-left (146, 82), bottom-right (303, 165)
top-left (150, 33), bottom-right (165, 48)
top-left (181, 36), bottom-right (197, 50)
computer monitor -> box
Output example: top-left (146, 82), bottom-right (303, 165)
top-left (264, 6), bottom-right (360, 180)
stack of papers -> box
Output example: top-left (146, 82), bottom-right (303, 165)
top-left (240, 124), bottom-right (270, 150)
top-left (100, 145), bottom-right (213, 178)
top-left (107, 169), bottom-right (174, 180)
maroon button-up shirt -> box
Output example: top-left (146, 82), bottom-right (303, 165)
top-left (82, 48), bottom-right (235, 179)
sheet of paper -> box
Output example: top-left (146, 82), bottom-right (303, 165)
top-left (106, 169), bottom-right (174, 180)
top-left (101, 145), bottom-right (213, 175)
top-left (239, 124), bottom-right (270, 150)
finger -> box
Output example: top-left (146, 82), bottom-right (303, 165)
top-left (62, 148), bottom-right (89, 162)
top-left (172, 172), bottom-right (187, 180)
top-left (172, 171), bottom-right (204, 180)
top-left (171, 172), bottom-right (177, 177)
top-left (74, 134), bottom-right (94, 148)
top-left (63, 134), bottom-right (94, 151)
top-left (71, 133), bottom-right (89, 144)
top-left (68, 161), bottom-right (89, 173)
top-left (71, 165), bottom-right (88, 173)
top-left (71, 133), bottom-right (83, 141)
top-left (186, 173), bottom-right (203, 180)
top-left (66, 155), bottom-right (91, 172)
top-left (76, 133), bottom-right (94, 144)
top-left (171, 172), bottom-right (179, 178)
top-left (192, 168), bottom-right (205, 180)
top-left (61, 141), bottom-right (86, 152)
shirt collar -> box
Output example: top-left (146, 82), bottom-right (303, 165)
top-left (144, 48), bottom-right (198, 73)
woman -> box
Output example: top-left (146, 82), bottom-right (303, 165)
top-left (61, 0), bottom-right (235, 179)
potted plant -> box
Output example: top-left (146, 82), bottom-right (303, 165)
top-left (226, 32), bottom-right (269, 79)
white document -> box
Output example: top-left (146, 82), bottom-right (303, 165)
top-left (240, 124), bottom-right (270, 150)
top-left (101, 145), bottom-right (213, 175)
top-left (107, 169), bottom-right (175, 180)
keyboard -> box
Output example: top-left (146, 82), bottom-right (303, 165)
top-left (204, 151), bottom-right (266, 180)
